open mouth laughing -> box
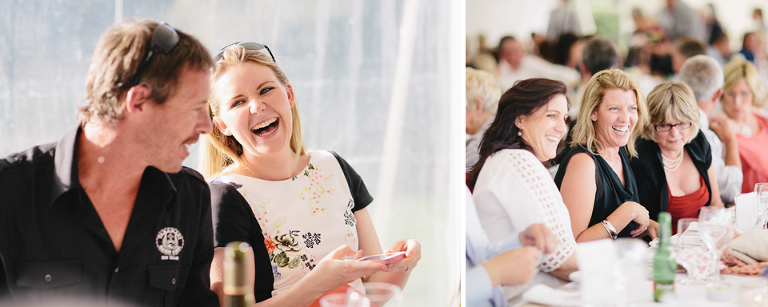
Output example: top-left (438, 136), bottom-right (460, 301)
top-left (252, 117), bottom-right (279, 137)
top-left (612, 126), bottom-right (629, 134)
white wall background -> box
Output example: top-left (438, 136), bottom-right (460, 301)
top-left (0, 0), bottom-right (463, 305)
top-left (468, 0), bottom-right (768, 52)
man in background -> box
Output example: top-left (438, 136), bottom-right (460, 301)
top-left (571, 36), bottom-right (620, 119)
top-left (466, 67), bottom-right (501, 172)
top-left (495, 36), bottom-right (579, 92)
top-left (679, 55), bottom-right (743, 205)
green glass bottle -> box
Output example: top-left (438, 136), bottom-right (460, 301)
top-left (653, 212), bottom-right (676, 302)
top-left (224, 241), bottom-right (254, 307)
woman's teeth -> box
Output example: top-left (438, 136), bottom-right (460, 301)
top-left (612, 126), bottom-right (629, 134)
top-left (252, 118), bottom-right (277, 130)
top-left (545, 135), bottom-right (559, 142)
top-left (252, 117), bottom-right (279, 136)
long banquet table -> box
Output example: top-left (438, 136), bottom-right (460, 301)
top-left (518, 272), bottom-right (766, 306)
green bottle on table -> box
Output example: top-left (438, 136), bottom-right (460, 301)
top-left (224, 241), bottom-right (254, 307)
top-left (653, 212), bottom-right (676, 302)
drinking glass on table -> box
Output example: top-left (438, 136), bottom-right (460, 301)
top-left (363, 282), bottom-right (403, 307)
top-left (755, 183), bottom-right (768, 229)
top-left (319, 283), bottom-right (403, 307)
top-left (676, 218), bottom-right (702, 285)
top-left (735, 193), bottom-right (759, 233)
top-left (319, 292), bottom-right (371, 307)
top-left (698, 207), bottom-right (734, 286)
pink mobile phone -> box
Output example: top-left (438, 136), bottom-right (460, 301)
top-left (356, 251), bottom-right (407, 265)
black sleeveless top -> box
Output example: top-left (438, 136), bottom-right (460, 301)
top-left (554, 145), bottom-right (639, 238)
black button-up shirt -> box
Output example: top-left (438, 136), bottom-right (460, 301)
top-left (0, 127), bottom-right (220, 307)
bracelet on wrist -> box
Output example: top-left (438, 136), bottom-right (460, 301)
top-left (600, 220), bottom-right (618, 239)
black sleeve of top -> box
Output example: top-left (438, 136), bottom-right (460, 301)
top-left (177, 172), bottom-right (220, 307)
top-left (209, 182), bottom-right (274, 303)
top-left (330, 151), bottom-right (374, 212)
top-left (690, 131), bottom-right (712, 169)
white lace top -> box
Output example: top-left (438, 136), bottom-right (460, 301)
top-left (473, 149), bottom-right (577, 302)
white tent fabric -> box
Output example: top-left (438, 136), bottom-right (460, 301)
top-left (0, 0), bottom-right (461, 305)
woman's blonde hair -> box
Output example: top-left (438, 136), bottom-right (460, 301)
top-left (642, 81), bottom-right (700, 143)
top-left (722, 57), bottom-right (764, 108)
top-left (570, 69), bottom-right (648, 157)
top-left (197, 45), bottom-right (306, 179)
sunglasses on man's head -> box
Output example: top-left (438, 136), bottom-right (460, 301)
top-left (213, 41), bottom-right (276, 63)
top-left (129, 22), bottom-right (180, 88)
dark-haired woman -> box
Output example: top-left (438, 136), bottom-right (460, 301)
top-left (470, 78), bottom-right (578, 303)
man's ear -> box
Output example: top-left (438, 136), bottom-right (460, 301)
top-left (579, 64), bottom-right (590, 80)
top-left (214, 118), bottom-right (232, 136)
top-left (712, 88), bottom-right (724, 103)
top-left (124, 85), bottom-right (151, 114)
top-left (472, 97), bottom-right (485, 113)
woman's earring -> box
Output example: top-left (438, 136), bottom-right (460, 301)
top-left (517, 131), bottom-right (522, 137)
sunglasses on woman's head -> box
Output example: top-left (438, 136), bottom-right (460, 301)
top-left (213, 41), bottom-right (276, 63)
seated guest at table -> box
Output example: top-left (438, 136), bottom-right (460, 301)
top-left (631, 81), bottom-right (724, 230)
top-left (555, 69), bottom-right (656, 241)
top-left (678, 55), bottom-right (742, 205)
top-left (466, 187), bottom-right (558, 307)
top-left (0, 20), bottom-right (219, 306)
top-left (470, 78), bottom-right (579, 304)
top-left (466, 67), bottom-right (502, 172)
top-left (718, 58), bottom-right (768, 192)
top-left (198, 43), bottom-right (421, 306)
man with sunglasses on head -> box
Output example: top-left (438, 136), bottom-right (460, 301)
top-left (0, 20), bottom-right (219, 306)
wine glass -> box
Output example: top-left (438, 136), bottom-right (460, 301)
top-left (735, 192), bottom-right (759, 233)
top-left (363, 282), bottom-right (403, 307)
top-left (755, 183), bottom-right (768, 229)
top-left (676, 218), bottom-right (702, 285)
top-left (319, 292), bottom-right (371, 307)
top-left (698, 207), bottom-right (734, 287)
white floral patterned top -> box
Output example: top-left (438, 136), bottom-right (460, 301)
top-left (213, 150), bottom-right (372, 298)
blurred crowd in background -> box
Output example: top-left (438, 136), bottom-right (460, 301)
top-left (466, 0), bottom-right (768, 116)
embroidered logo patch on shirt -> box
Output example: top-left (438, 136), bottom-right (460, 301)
top-left (156, 227), bottom-right (185, 260)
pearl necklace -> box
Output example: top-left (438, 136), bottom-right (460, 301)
top-left (662, 151), bottom-right (684, 172)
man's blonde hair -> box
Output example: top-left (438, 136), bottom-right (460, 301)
top-left (570, 69), bottom-right (648, 157)
top-left (722, 57), bottom-right (765, 108)
top-left (197, 45), bottom-right (306, 179)
top-left (466, 67), bottom-right (500, 114)
top-left (80, 19), bottom-right (212, 124)
top-left (643, 81), bottom-right (700, 143)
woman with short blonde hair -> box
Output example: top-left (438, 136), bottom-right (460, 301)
top-left (554, 69), bottom-right (656, 242)
top-left (631, 81), bottom-right (723, 230)
top-left (717, 58), bottom-right (768, 192)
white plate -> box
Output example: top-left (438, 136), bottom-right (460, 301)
top-left (522, 284), bottom-right (581, 307)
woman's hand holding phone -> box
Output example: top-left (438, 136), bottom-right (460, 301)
top-left (380, 239), bottom-right (421, 273)
top-left (309, 245), bottom-right (387, 293)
